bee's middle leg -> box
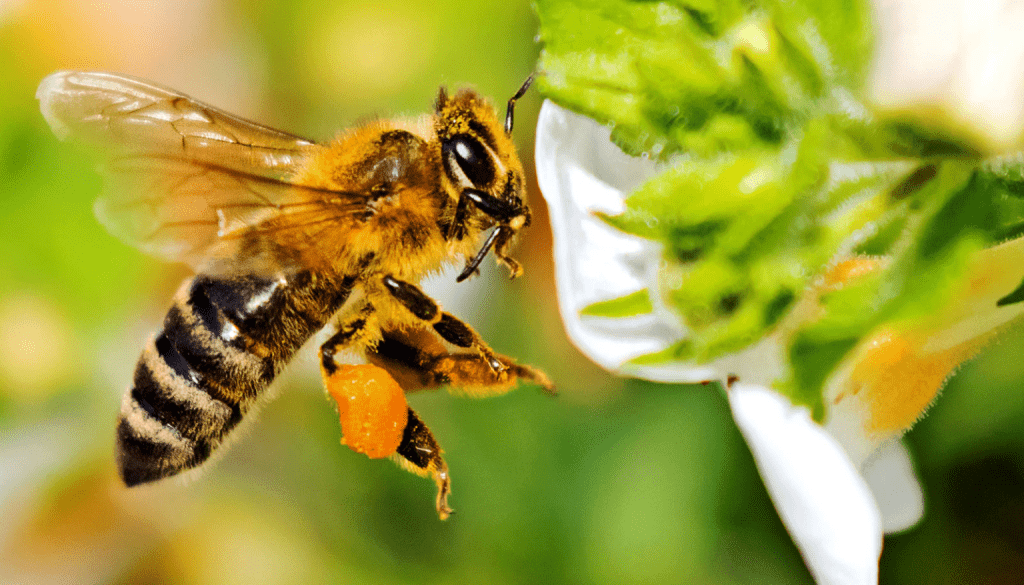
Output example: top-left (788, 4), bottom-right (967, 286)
top-left (382, 275), bottom-right (507, 373)
top-left (372, 330), bottom-right (553, 396)
top-left (370, 279), bottom-right (555, 395)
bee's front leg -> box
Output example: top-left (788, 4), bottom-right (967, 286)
top-left (319, 304), bottom-right (373, 374)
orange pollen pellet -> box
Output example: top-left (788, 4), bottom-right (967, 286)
top-left (324, 364), bottom-right (409, 459)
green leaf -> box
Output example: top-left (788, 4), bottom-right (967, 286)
top-left (779, 162), bottom-right (980, 410)
top-left (580, 289), bottom-right (655, 317)
top-left (620, 124), bottom-right (936, 364)
top-left (536, 0), bottom-right (873, 159)
top-left (627, 339), bottom-right (695, 366)
top-left (536, 0), bottom-right (1024, 416)
top-left (997, 278), bottom-right (1024, 307)
top-left (786, 335), bottom-right (856, 422)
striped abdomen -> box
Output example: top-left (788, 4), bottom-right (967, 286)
top-left (116, 270), bottom-right (355, 486)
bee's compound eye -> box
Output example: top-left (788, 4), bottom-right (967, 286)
top-left (445, 134), bottom-right (494, 187)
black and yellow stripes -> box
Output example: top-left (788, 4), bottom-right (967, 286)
top-left (117, 270), bottom-right (355, 486)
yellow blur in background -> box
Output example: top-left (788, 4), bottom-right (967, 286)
top-left (2, 1), bottom-right (1024, 584)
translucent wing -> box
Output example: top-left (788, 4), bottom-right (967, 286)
top-left (37, 70), bottom-right (366, 275)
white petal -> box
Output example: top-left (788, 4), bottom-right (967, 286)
top-left (729, 383), bottom-right (882, 585)
top-left (861, 442), bottom-right (925, 534)
top-left (869, 0), bottom-right (1024, 150)
top-left (535, 100), bottom-right (673, 370)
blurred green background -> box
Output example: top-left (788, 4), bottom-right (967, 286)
top-left (1, 1), bottom-right (1023, 583)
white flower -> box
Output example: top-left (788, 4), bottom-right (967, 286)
top-left (534, 2), bottom-right (1024, 582)
top-left (536, 100), bottom-right (923, 585)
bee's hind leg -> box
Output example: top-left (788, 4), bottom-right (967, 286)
top-left (318, 304), bottom-right (454, 519)
top-left (393, 407), bottom-right (453, 520)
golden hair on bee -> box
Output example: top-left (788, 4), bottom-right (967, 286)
top-left (37, 70), bottom-right (549, 519)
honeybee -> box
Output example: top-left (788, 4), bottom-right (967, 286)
top-left (37, 70), bottom-right (552, 519)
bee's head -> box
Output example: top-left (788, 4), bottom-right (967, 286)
top-left (434, 76), bottom-right (533, 282)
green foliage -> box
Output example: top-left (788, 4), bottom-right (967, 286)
top-left (536, 0), bottom-right (872, 158)
top-left (536, 0), bottom-right (1024, 414)
top-left (580, 289), bottom-right (653, 317)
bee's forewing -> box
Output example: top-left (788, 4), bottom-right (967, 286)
top-left (37, 71), bottom-right (360, 275)
top-left (37, 71), bottom-right (318, 174)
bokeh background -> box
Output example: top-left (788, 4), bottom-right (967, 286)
top-left (1, 1), bottom-right (1023, 583)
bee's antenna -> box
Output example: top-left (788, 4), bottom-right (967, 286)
top-left (504, 75), bottom-right (534, 135)
top-left (436, 86), bottom-right (449, 111)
